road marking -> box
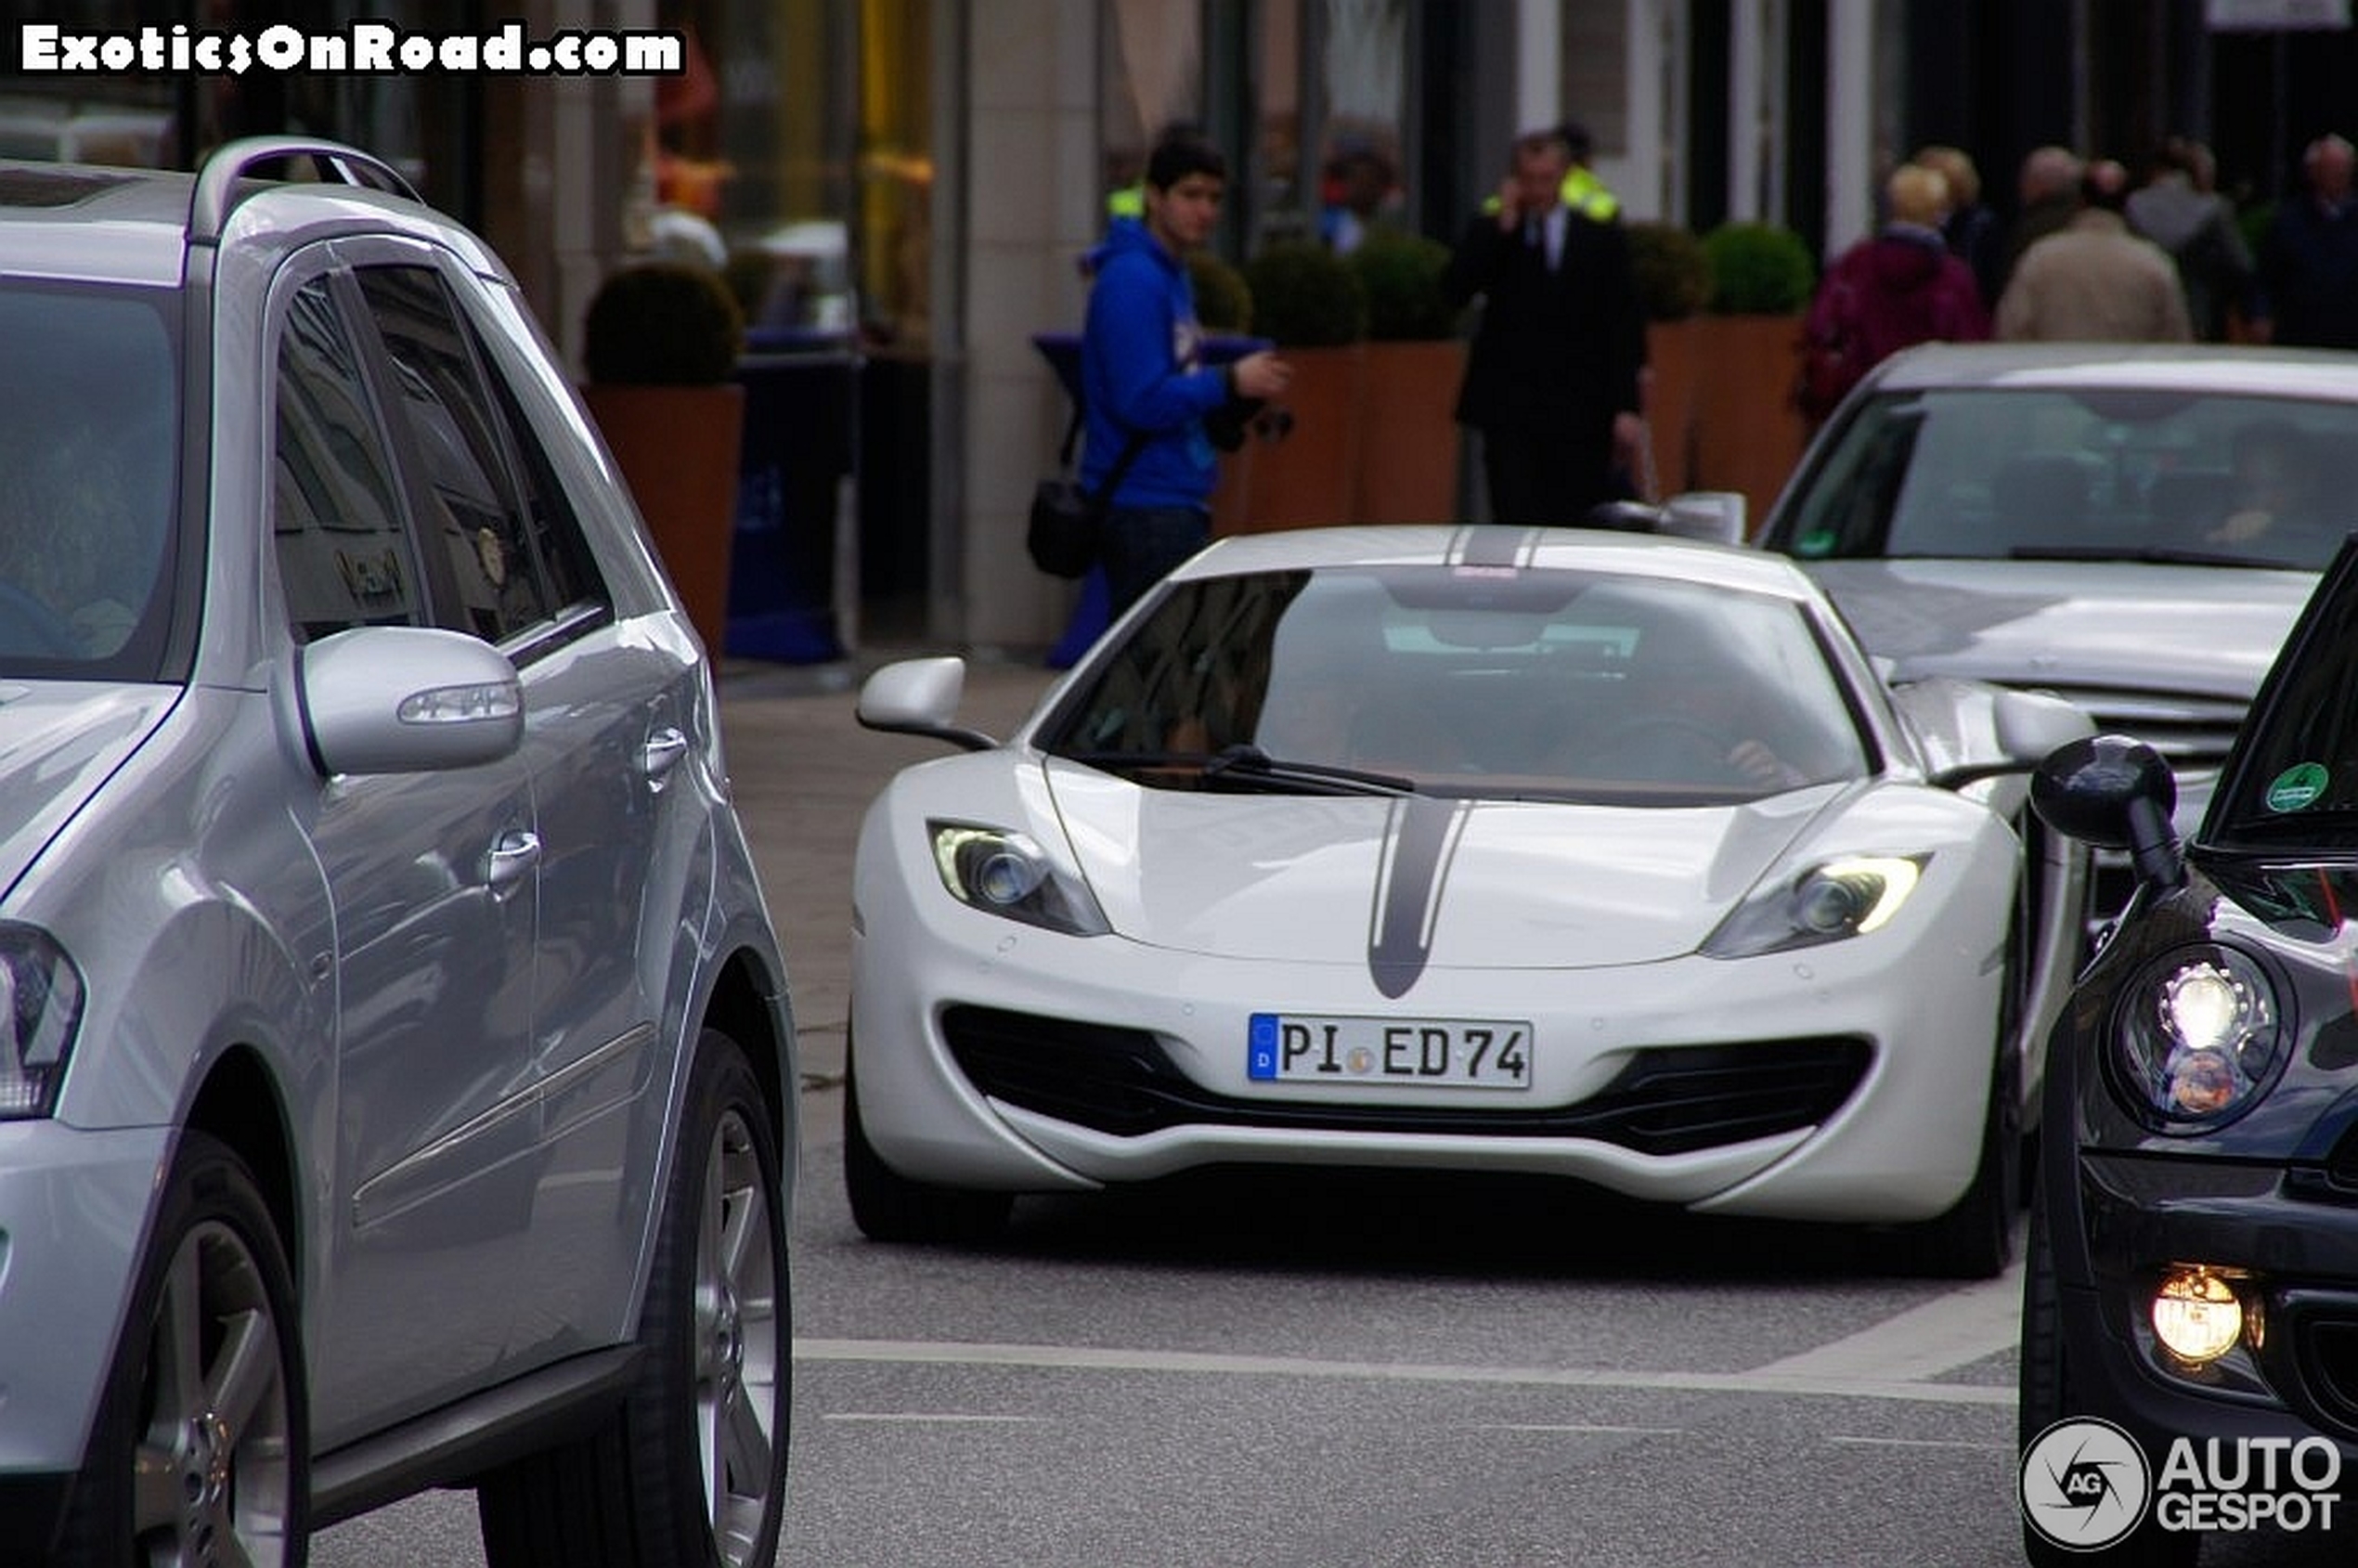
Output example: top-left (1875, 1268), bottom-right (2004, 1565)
top-left (823, 1412), bottom-right (1050, 1425)
top-left (1744, 1262), bottom-right (2022, 1387)
top-left (794, 1337), bottom-right (2011, 1407)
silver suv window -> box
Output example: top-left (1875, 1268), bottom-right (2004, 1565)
top-left (0, 282), bottom-right (178, 672)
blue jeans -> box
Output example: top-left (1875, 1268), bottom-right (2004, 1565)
top-left (1100, 504), bottom-right (1211, 617)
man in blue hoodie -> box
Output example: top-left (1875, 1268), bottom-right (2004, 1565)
top-left (1082, 136), bottom-right (1290, 614)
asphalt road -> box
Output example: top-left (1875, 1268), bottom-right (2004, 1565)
top-left (311, 650), bottom-right (2342, 1568)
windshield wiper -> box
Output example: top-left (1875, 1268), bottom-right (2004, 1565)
top-left (1201, 743), bottom-right (1419, 796)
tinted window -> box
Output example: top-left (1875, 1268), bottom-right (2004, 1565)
top-left (1042, 566), bottom-right (1866, 802)
top-left (2213, 550), bottom-right (2358, 839)
top-left (1775, 388), bottom-right (2358, 570)
top-left (0, 283), bottom-right (178, 671)
top-left (356, 264), bottom-right (620, 649)
top-left (274, 278), bottom-right (423, 640)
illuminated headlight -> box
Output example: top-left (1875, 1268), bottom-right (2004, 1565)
top-left (1703, 855), bottom-right (1925, 958)
top-left (927, 822), bottom-right (1108, 936)
top-left (0, 926), bottom-right (84, 1119)
top-left (2151, 1267), bottom-right (2247, 1364)
top-left (2112, 945), bottom-right (2286, 1128)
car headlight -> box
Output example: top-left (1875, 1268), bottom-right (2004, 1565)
top-left (1703, 855), bottom-right (1925, 958)
top-left (0, 926), bottom-right (84, 1119)
top-left (2111, 944), bottom-right (2287, 1130)
top-left (927, 821), bottom-right (1109, 936)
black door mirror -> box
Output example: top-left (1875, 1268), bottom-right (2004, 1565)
top-left (2030, 733), bottom-right (2184, 888)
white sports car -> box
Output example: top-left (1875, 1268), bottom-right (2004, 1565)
top-left (846, 526), bottom-right (2091, 1276)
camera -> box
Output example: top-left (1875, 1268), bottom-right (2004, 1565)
top-left (1205, 395), bottom-right (1293, 452)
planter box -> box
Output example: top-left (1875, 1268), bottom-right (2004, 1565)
top-left (1231, 343), bottom-right (1365, 532)
top-left (1353, 339), bottom-right (1466, 523)
top-left (1643, 319), bottom-right (1701, 499)
top-left (1686, 313), bottom-right (1807, 537)
top-left (584, 382), bottom-right (745, 653)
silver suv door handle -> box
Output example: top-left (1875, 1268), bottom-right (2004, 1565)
top-left (485, 829), bottom-right (541, 897)
top-left (642, 727), bottom-right (689, 787)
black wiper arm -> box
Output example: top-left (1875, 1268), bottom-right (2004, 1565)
top-left (1204, 743), bottom-right (1418, 796)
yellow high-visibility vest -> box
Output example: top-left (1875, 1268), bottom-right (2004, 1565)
top-left (1107, 183), bottom-right (1145, 219)
top-left (1561, 165), bottom-right (1619, 223)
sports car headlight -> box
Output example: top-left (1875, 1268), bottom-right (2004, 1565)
top-left (1702, 855), bottom-right (1925, 958)
top-left (927, 822), bottom-right (1109, 936)
top-left (0, 926), bottom-right (84, 1119)
top-left (2112, 945), bottom-right (2287, 1129)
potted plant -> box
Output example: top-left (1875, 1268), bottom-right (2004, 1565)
top-left (1185, 251), bottom-right (1263, 535)
top-left (1691, 221), bottom-right (1816, 534)
top-left (581, 261), bottom-right (746, 653)
top-left (1626, 221), bottom-right (1711, 496)
top-left (1232, 239), bottom-right (1368, 531)
top-left (1348, 229), bottom-right (1465, 523)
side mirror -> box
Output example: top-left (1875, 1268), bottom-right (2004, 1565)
top-left (293, 626), bottom-right (524, 776)
top-left (1994, 688), bottom-right (2096, 765)
top-left (2030, 733), bottom-right (2184, 888)
top-left (856, 656), bottom-right (998, 752)
top-left (1660, 490), bottom-right (1746, 545)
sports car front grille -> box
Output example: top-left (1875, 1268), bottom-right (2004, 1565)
top-left (939, 1005), bottom-right (1871, 1157)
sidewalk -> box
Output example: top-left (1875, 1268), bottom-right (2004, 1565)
top-left (715, 648), bottom-right (1063, 1089)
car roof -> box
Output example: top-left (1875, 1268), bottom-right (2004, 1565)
top-left (1173, 524), bottom-right (1826, 603)
top-left (1864, 341), bottom-right (2358, 401)
top-left (0, 148), bottom-right (503, 289)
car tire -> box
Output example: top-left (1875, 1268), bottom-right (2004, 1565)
top-left (2019, 1198), bottom-right (2197, 1568)
top-left (55, 1130), bottom-right (308, 1568)
top-left (843, 1044), bottom-right (1012, 1245)
top-left (478, 1028), bottom-right (789, 1568)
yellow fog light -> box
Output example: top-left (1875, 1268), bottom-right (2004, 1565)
top-left (2152, 1268), bottom-right (2243, 1363)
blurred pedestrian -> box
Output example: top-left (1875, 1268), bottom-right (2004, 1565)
top-left (1557, 119), bottom-right (1622, 224)
top-left (1998, 145), bottom-right (2086, 299)
top-left (2126, 136), bottom-right (2255, 343)
top-left (2255, 134), bottom-right (2358, 349)
top-left (1996, 159), bottom-right (2192, 343)
top-left (1797, 162), bottom-right (1990, 426)
top-left (1318, 140), bottom-right (1396, 255)
top-left (1082, 136), bottom-right (1290, 614)
top-left (1443, 126), bottom-right (1646, 525)
top-left (1914, 144), bottom-right (2003, 310)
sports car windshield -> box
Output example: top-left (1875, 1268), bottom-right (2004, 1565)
top-left (1773, 387), bottom-right (2358, 571)
top-left (0, 281), bottom-right (181, 678)
top-left (1039, 564), bottom-right (1869, 804)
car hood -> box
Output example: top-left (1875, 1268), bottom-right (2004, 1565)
top-left (1046, 764), bottom-right (1841, 977)
top-left (0, 683), bottom-right (178, 897)
top-left (1799, 558), bottom-right (2313, 698)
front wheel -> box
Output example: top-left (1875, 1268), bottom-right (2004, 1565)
top-left (480, 1028), bottom-right (790, 1568)
top-left (56, 1130), bottom-right (307, 1567)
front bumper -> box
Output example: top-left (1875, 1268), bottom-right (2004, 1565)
top-left (850, 903), bottom-right (2008, 1223)
top-left (0, 1121), bottom-right (173, 1475)
top-left (2059, 1148), bottom-right (2358, 1459)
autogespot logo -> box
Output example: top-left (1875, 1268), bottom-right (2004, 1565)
top-left (2021, 1418), bottom-right (2153, 1552)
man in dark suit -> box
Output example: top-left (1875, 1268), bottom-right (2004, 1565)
top-left (1444, 126), bottom-right (1648, 525)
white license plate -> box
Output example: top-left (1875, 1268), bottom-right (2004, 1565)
top-left (1246, 1013), bottom-right (1533, 1089)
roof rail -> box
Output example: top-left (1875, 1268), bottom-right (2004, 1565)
top-left (188, 136), bottom-right (422, 245)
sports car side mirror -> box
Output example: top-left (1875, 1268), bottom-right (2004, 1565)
top-left (856, 656), bottom-right (999, 752)
top-left (2030, 733), bottom-right (2184, 889)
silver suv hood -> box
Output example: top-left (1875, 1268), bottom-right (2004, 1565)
top-left (0, 683), bottom-right (177, 896)
top-left (1801, 558), bottom-right (2313, 698)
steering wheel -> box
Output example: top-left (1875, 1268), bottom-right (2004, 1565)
top-left (0, 581), bottom-right (81, 660)
top-left (1587, 715), bottom-right (1743, 783)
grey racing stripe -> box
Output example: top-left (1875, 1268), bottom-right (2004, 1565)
top-left (1367, 794), bottom-right (1474, 998)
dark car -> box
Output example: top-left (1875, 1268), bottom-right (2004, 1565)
top-left (2020, 540), bottom-right (2358, 1563)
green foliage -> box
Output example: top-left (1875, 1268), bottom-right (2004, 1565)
top-left (1626, 221), bottom-right (1712, 322)
top-left (1699, 221), bottom-right (1816, 315)
top-left (1240, 240), bottom-right (1369, 346)
top-left (1187, 250), bottom-right (1254, 333)
top-left (583, 262), bottom-right (745, 385)
top-left (2238, 200), bottom-right (2275, 266)
top-left (1348, 230), bottom-right (1459, 341)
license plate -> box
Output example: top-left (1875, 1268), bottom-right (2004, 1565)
top-left (1246, 1013), bottom-right (1533, 1089)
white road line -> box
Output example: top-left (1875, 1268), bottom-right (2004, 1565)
top-left (1744, 1262), bottom-right (2024, 1387)
top-left (794, 1338), bottom-right (2012, 1407)
top-left (823, 1413), bottom-right (1050, 1425)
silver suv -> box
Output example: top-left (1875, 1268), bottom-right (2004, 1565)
top-left (0, 140), bottom-right (797, 1566)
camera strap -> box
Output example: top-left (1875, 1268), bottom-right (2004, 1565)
top-left (1057, 406), bottom-right (1148, 506)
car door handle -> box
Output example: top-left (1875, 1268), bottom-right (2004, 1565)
top-left (485, 829), bottom-right (541, 898)
top-left (642, 727), bottom-right (689, 789)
